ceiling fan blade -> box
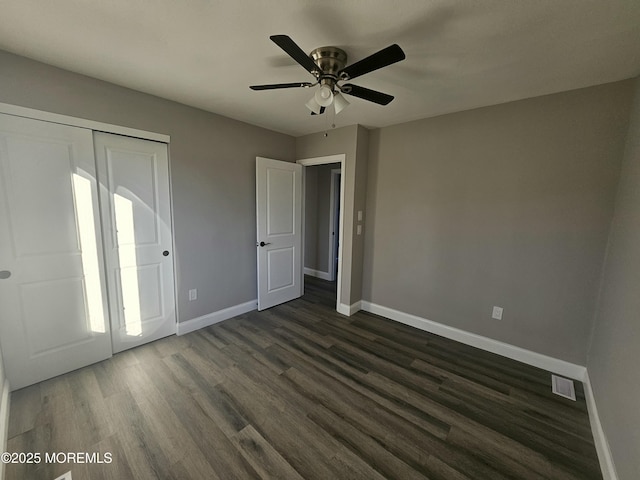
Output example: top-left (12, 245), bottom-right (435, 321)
top-left (339, 44), bottom-right (405, 80)
top-left (270, 35), bottom-right (322, 76)
top-left (250, 82), bottom-right (314, 90)
top-left (341, 84), bottom-right (394, 105)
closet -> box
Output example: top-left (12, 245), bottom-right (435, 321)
top-left (0, 112), bottom-right (176, 390)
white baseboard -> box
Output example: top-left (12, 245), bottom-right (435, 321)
top-left (360, 301), bottom-right (587, 381)
top-left (177, 299), bottom-right (257, 335)
top-left (0, 378), bottom-right (10, 480)
top-left (583, 372), bottom-right (619, 480)
top-left (304, 267), bottom-right (332, 281)
top-left (337, 301), bottom-right (362, 317)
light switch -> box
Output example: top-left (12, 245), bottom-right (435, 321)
top-left (357, 224), bottom-right (362, 235)
top-left (357, 210), bottom-right (363, 222)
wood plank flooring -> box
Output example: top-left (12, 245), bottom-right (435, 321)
top-left (7, 277), bottom-right (602, 479)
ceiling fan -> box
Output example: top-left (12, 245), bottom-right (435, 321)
top-left (250, 35), bottom-right (406, 115)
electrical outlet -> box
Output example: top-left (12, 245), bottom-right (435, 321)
top-left (492, 306), bottom-right (503, 320)
top-left (189, 289), bottom-right (197, 301)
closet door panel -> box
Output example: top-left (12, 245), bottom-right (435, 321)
top-left (0, 113), bottom-right (111, 390)
top-left (94, 132), bottom-right (176, 353)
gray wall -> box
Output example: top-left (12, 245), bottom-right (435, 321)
top-left (0, 50), bottom-right (296, 323)
top-left (304, 167), bottom-right (319, 270)
top-left (363, 80), bottom-right (634, 364)
top-left (304, 163), bottom-right (340, 273)
top-left (587, 78), bottom-right (640, 480)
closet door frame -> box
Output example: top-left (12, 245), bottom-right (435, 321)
top-left (0, 103), bottom-right (177, 375)
top-left (0, 103), bottom-right (170, 144)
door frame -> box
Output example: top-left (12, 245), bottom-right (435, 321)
top-left (298, 154), bottom-right (346, 312)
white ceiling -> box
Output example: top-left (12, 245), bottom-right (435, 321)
top-left (1, 0), bottom-right (639, 136)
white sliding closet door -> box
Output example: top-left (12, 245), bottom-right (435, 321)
top-left (94, 132), bottom-right (176, 353)
top-left (0, 113), bottom-right (112, 390)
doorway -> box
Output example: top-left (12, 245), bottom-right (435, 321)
top-left (302, 162), bottom-right (341, 307)
top-left (298, 154), bottom-right (346, 313)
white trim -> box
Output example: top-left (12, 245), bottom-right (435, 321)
top-left (0, 102), bottom-right (170, 143)
top-left (360, 301), bottom-right (587, 381)
top-left (176, 300), bottom-right (257, 336)
top-left (584, 372), bottom-right (619, 480)
top-left (0, 378), bottom-right (10, 480)
top-left (297, 154), bottom-right (344, 167)
top-left (337, 301), bottom-right (362, 317)
top-left (297, 154), bottom-right (346, 317)
top-left (166, 138), bottom-right (180, 339)
top-left (304, 267), bottom-right (332, 281)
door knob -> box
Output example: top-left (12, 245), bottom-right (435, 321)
top-left (0, 270), bottom-right (11, 279)
top-left (162, 250), bottom-right (170, 256)
top-left (257, 241), bottom-right (271, 247)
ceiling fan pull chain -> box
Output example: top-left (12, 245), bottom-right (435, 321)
top-left (331, 99), bottom-right (337, 128)
top-left (324, 114), bottom-right (329, 138)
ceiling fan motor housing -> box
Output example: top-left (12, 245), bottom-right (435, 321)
top-left (310, 46), bottom-right (348, 88)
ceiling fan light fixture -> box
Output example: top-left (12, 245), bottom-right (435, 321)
top-left (252, 36), bottom-right (405, 117)
top-left (305, 96), bottom-right (322, 114)
top-left (333, 92), bottom-right (350, 114)
top-left (314, 84), bottom-right (334, 107)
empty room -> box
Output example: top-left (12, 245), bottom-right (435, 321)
top-left (0, 1), bottom-right (639, 479)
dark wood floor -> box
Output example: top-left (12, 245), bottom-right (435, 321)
top-left (7, 276), bottom-right (602, 479)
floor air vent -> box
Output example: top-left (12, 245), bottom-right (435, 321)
top-left (551, 375), bottom-right (576, 401)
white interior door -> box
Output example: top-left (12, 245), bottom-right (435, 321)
top-left (256, 157), bottom-right (302, 310)
top-left (0, 113), bottom-right (112, 390)
top-left (94, 132), bottom-right (176, 353)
